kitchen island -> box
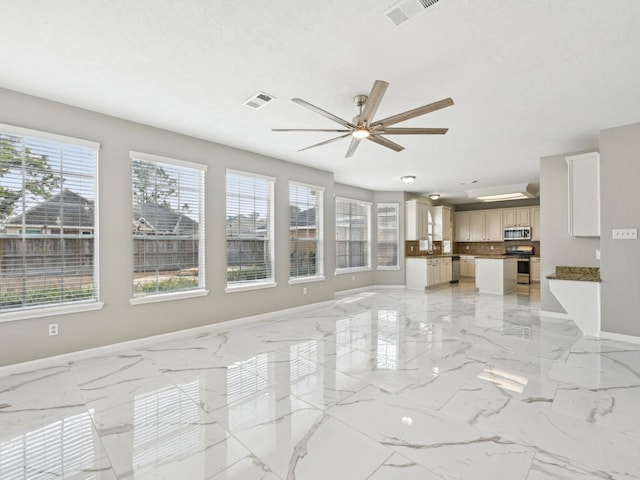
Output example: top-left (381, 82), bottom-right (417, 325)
top-left (475, 256), bottom-right (517, 294)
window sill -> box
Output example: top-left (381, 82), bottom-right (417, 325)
top-left (130, 289), bottom-right (209, 306)
top-left (0, 301), bottom-right (104, 323)
top-left (377, 266), bottom-right (401, 271)
top-left (225, 282), bottom-right (277, 294)
top-left (335, 267), bottom-right (372, 275)
top-left (288, 275), bottom-right (326, 285)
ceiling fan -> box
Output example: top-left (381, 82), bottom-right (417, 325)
top-left (273, 80), bottom-right (453, 158)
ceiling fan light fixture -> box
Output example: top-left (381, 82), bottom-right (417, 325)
top-left (401, 175), bottom-right (416, 184)
top-left (352, 128), bottom-right (370, 139)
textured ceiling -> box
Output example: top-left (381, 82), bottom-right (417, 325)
top-left (1, 0), bottom-right (640, 203)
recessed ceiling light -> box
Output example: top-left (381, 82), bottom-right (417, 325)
top-left (401, 175), bottom-right (416, 184)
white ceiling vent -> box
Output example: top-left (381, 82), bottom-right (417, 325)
top-left (384, 0), bottom-right (440, 26)
top-left (243, 91), bottom-right (275, 110)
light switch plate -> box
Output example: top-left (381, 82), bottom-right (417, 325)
top-left (612, 228), bottom-right (638, 240)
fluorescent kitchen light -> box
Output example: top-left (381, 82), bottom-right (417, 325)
top-left (467, 183), bottom-right (537, 202)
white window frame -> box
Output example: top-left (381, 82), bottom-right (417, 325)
top-left (129, 151), bottom-right (208, 306)
top-left (288, 181), bottom-right (325, 284)
top-left (225, 169), bottom-right (277, 293)
top-left (335, 197), bottom-right (372, 274)
top-left (0, 123), bottom-right (103, 322)
top-left (376, 202), bottom-right (400, 270)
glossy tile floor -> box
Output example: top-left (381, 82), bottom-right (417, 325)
top-left (2, 281), bottom-right (640, 479)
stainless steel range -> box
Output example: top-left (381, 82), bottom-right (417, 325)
top-left (504, 245), bottom-right (534, 284)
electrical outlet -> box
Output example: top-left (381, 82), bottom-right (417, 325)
top-left (466, 245), bottom-right (469, 250)
top-left (303, 287), bottom-right (308, 295)
top-left (490, 246), bottom-right (494, 250)
top-left (48, 323), bottom-right (59, 336)
top-left (351, 275), bottom-right (355, 281)
top-left (612, 228), bottom-right (637, 240)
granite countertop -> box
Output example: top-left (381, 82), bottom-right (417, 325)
top-left (546, 266), bottom-right (601, 282)
top-left (406, 254), bottom-right (454, 258)
top-left (474, 255), bottom-right (513, 260)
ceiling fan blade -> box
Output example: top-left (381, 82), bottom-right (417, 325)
top-left (345, 137), bottom-right (362, 158)
top-left (359, 80), bottom-right (389, 126)
top-left (292, 98), bottom-right (356, 129)
top-left (298, 133), bottom-right (351, 152)
top-left (272, 128), bottom-right (351, 132)
top-left (370, 98), bottom-right (454, 129)
top-left (374, 127), bottom-right (449, 135)
top-left (367, 134), bottom-right (404, 152)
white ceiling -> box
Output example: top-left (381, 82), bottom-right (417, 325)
top-left (2, 0), bottom-right (640, 203)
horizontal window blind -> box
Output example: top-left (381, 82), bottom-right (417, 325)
top-left (226, 170), bottom-right (275, 286)
top-left (377, 203), bottom-right (399, 268)
top-left (0, 128), bottom-right (98, 313)
top-left (131, 154), bottom-right (205, 297)
top-left (289, 182), bottom-right (324, 279)
top-left (336, 197), bottom-right (371, 271)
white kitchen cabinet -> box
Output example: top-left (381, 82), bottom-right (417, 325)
top-left (455, 212), bottom-right (471, 241)
top-left (531, 257), bottom-right (541, 282)
top-left (433, 206), bottom-right (452, 241)
top-left (485, 210), bottom-right (503, 241)
top-left (406, 200), bottom-right (430, 240)
top-left (441, 257), bottom-right (452, 283)
top-left (531, 207), bottom-right (541, 241)
top-left (469, 211), bottom-right (486, 241)
top-left (406, 257), bottom-right (452, 289)
top-left (566, 152), bottom-right (600, 237)
top-left (503, 208), bottom-right (531, 227)
top-left (460, 255), bottom-right (476, 277)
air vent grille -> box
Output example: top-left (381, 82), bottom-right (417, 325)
top-left (384, 0), bottom-right (440, 26)
top-left (243, 91), bottom-right (276, 110)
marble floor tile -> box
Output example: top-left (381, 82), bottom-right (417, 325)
top-left (3, 282), bottom-right (640, 479)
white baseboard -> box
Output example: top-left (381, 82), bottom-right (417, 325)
top-left (0, 297), bottom-right (336, 375)
top-left (599, 330), bottom-right (640, 345)
top-left (539, 310), bottom-right (570, 320)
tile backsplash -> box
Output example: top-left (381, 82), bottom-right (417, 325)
top-left (455, 241), bottom-right (540, 256)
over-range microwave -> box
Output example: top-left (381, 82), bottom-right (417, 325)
top-left (504, 226), bottom-right (531, 240)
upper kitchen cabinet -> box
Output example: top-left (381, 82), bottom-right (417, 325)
top-left (566, 152), bottom-right (600, 237)
top-left (433, 206), bottom-right (452, 241)
top-left (406, 199), bottom-right (430, 240)
top-left (531, 206), bottom-right (541, 241)
top-left (455, 212), bottom-right (471, 241)
top-left (485, 210), bottom-right (503, 241)
top-left (502, 207), bottom-right (531, 227)
top-left (456, 210), bottom-right (501, 241)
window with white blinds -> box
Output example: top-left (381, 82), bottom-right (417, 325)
top-left (289, 182), bottom-right (324, 280)
top-left (377, 203), bottom-right (400, 269)
top-left (131, 152), bottom-right (206, 298)
top-left (226, 170), bottom-right (275, 288)
top-left (335, 197), bottom-right (371, 272)
top-left (0, 124), bottom-right (99, 314)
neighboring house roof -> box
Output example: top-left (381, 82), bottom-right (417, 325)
top-left (226, 214), bottom-right (267, 237)
top-left (133, 202), bottom-right (198, 235)
top-left (6, 189), bottom-right (94, 227)
top-left (290, 207), bottom-right (316, 228)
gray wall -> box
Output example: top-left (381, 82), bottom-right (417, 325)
top-left (600, 122), bottom-right (640, 336)
top-left (0, 88), bottom-right (340, 366)
top-left (539, 150), bottom-right (600, 313)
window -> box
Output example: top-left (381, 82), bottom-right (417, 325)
top-left (289, 182), bottom-right (324, 281)
top-left (335, 197), bottom-right (371, 272)
top-left (0, 124), bottom-right (100, 317)
top-left (226, 170), bottom-right (275, 291)
top-left (130, 152), bottom-right (206, 301)
top-left (377, 203), bottom-right (399, 269)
